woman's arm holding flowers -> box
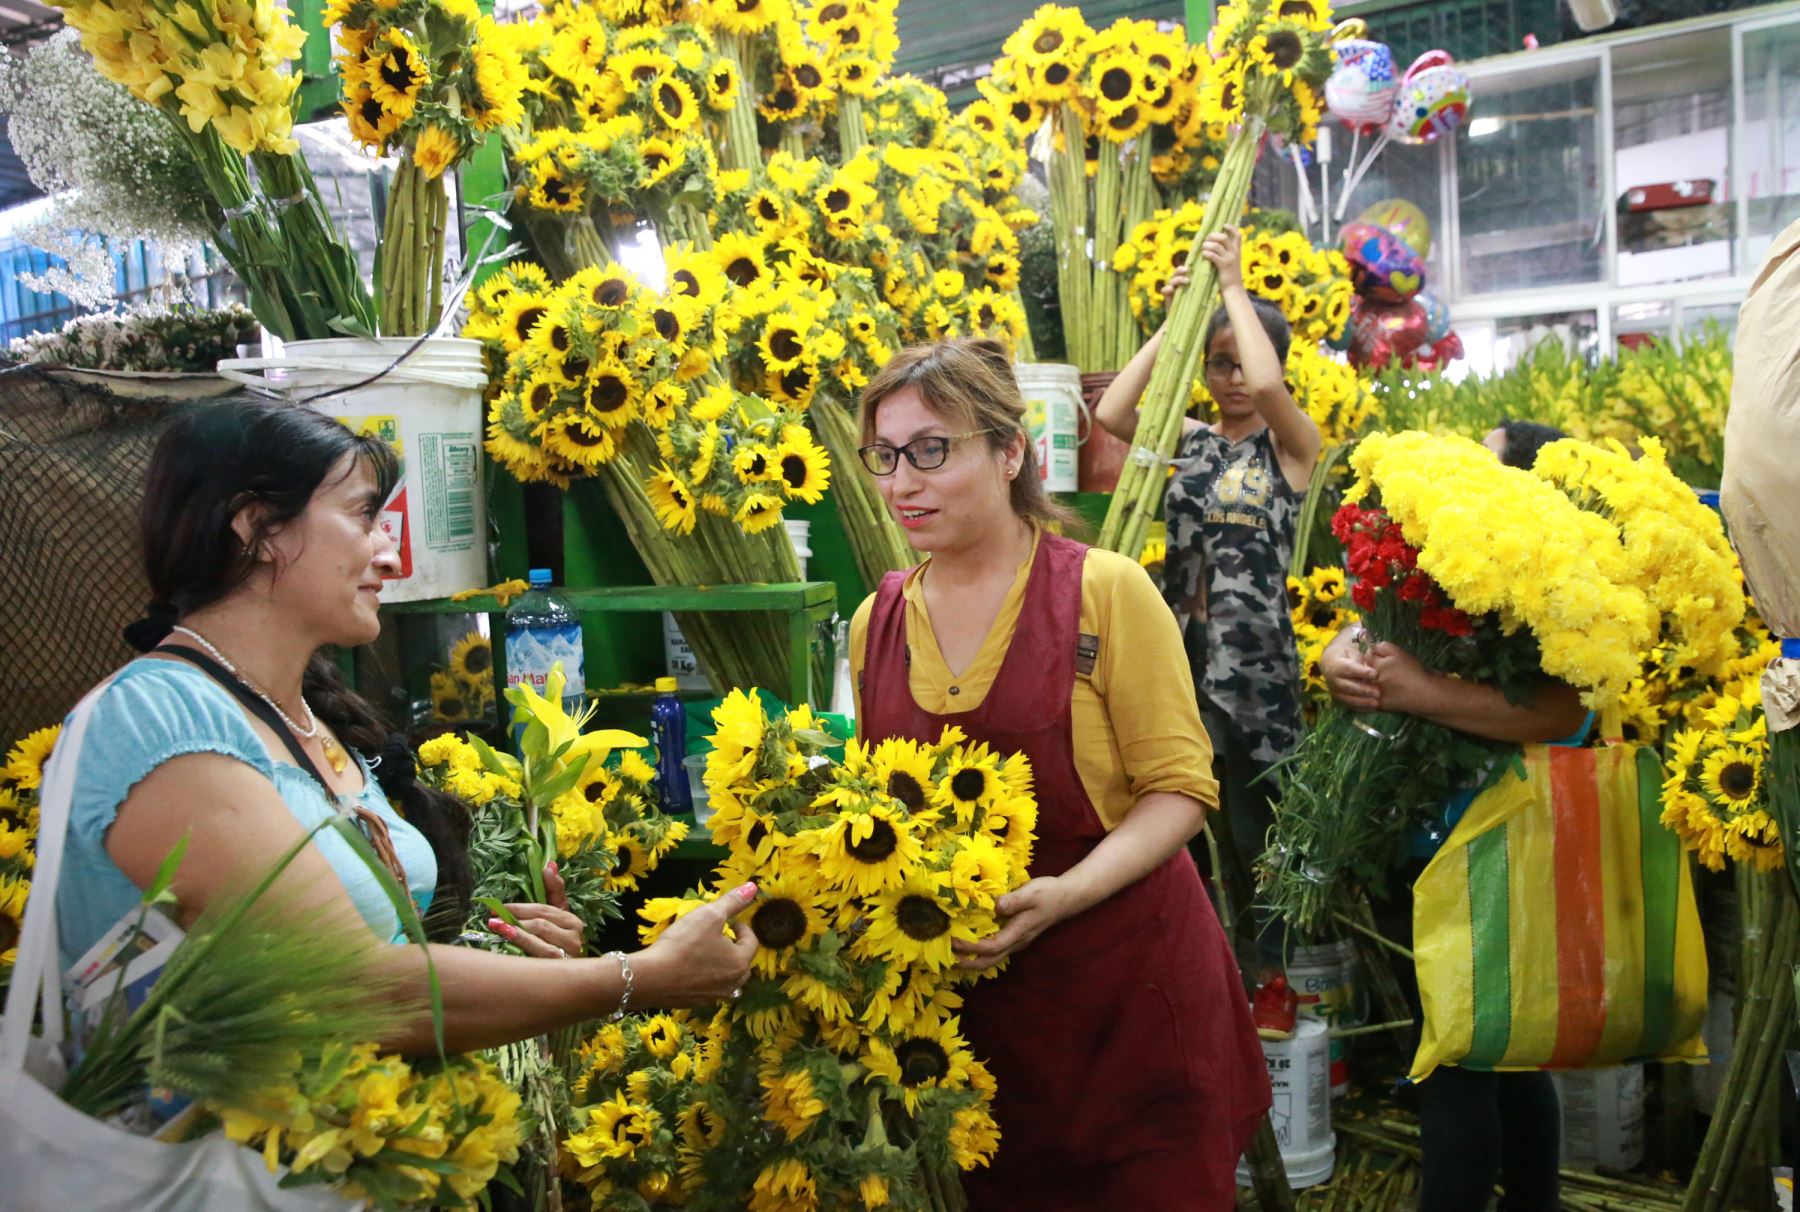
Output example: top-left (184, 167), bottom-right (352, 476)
top-left (1365, 641), bottom-right (1589, 743)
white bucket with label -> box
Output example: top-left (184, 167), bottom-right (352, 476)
top-left (1012, 361), bottom-right (1081, 493)
top-left (1236, 1017), bottom-right (1336, 1189)
top-left (215, 337), bottom-right (489, 603)
top-left (662, 612), bottom-right (711, 692)
top-left (784, 518), bottom-right (812, 580)
top-left (1553, 1064), bottom-right (1645, 1172)
top-left (1290, 939), bottom-right (1360, 1098)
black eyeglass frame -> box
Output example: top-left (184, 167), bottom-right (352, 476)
top-left (857, 426), bottom-right (1009, 476)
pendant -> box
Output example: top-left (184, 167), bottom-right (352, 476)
top-left (322, 735), bottom-right (350, 774)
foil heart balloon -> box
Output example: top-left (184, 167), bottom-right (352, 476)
top-left (1340, 222), bottom-right (1427, 304)
top-left (1355, 198), bottom-right (1433, 260)
top-left (1386, 55), bottom-right (1471, 146)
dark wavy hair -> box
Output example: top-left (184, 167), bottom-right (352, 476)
top-left (1495, 419), bottom-right (1567, 470)
top-left (1202, 294), bottom-right (1293, 367)
top-left (128, 396), bottom-right (472, 937)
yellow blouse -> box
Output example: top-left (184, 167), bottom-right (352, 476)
top-left (850, 533), bottom-right (1219, 829)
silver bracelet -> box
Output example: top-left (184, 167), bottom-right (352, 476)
top-left (606, 950), bottom-right (634, 1021)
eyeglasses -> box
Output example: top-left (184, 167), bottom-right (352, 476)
top-left (857, 428), bottom-right (1005, 475)
top-left (1204, 355), bottom-right (1244, 380)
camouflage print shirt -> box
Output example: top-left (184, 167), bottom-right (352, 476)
top-left (1162, 425), bottom-right (1303, 764)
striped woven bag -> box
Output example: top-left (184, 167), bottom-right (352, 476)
top-left (1410, 742), bottom-right (1708, 1081)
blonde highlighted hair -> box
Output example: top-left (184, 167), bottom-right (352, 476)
top-left (857, 337), bottom-right (1084, 535)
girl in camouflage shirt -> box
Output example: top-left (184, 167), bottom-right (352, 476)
top-left (1096, 225), bottom-right (1321, 983)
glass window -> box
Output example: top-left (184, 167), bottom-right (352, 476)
top-left (1740, 19), bottom-right (1800, 268)
top-left (1612, 29), bottom-right (1733, 286)
top-left (1331, 138), bottom-right (1448, 304)
top-left (1614, 300), bottom-right (1674, 352)
top-left (1493, 310), bottom-right (1601, 372)
top-left (1457, 58), bottom-right (1605, 295)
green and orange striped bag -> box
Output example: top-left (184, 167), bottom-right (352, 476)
top-left (1410, 742), bottom-right (1708, 1081)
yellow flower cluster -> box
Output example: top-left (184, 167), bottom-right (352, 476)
top-left (1115, 204), bottom-right (1353, 343)
top-left (801, 0), bottom-right (899, 98)
top-left (463, 257), bottom-right (830, 537)
top-left (1288, 567), bottom-right (1353, 722)
top-left (56, 0), bottom-right (307, 155)
top-left (0, 725), bottom-right (49, 989)
top-left (1616, 566), bottom-right (1779, 749)
top-left (430, 631), bottom-right (498, 724)
top-left (566, 691), bottom-right (1022, 1206)
top-left (1348, 431), bottom-right (1656, 706)
top-left (1289, 339), bottom-right (1378, 448)
top-left (1660, 686), bottom-right (1779, 872)
top-left (218, 1043), bottom-right (525, 1206)
top-left (330, 0), bottom-right (526, 177)
top-left (1530, 436), bottom-right (1746, 681)
top-left (984, 7), bottom-right (1225, 184)
top-left (1206, 0), bottom-right (1338, 146)
top-left (1592, 327), bottom-right (1732, 489)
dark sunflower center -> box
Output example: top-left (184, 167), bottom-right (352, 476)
top-left (380, 47), bottom-right (419, 93)
top-left (528, 383), bottom-right (555, 411)
top-left (1009, 100), bottom-right (1033, 124)
top-left (1721, 762), bottom-right (1756, 799)
top-left (562, 353), bottom-right (590, 380)
top-left (645, 148), bottom-right (669, 172)
top-left (820, 2), bottom-right (848, 19)
top-left (1222, 81), bottom-right (1239, 109)
top-left (743, 452), bottom-right (768, 478)
top-left (359, 96), bottom-right (386, 126)
top-left (590, 375), bottom-right (629, 412)
top-left (614, 844), bottom-right (640, 875)
top-left (780, 364), bottom-right (815, 397)
top-left (669, 480), bottom-right (692, 509)
top-left (754, 897), bottom-right (809, 948)
top-left (1099, 65), bottom-right (1132, 102)
top-left (769, 328), bottom-right (803, 361)
top-left (513, 306), bottom-right (547, 340)
top-left (659, 82), bottom-right (684, 114)
top-left (1279, 0), bottom-right (1315, 15)
top-left (1107, 106), bottom-right (1140, 131)
top-left (771, 87), bottom-right (799, 112)
top-left (439, 692), bottom-right (465, 716)
top-left (794, 64), bottom-right (822, 89)
top-left (948, 769), bottom-right (989, 804)
top-left (1042, 61), bottom-right (1071, 86)
top-left (737, 0), bottom-right (759, 10)
top-left (544, 176), bottom-right (573, 205)
top-left (673, 269), bottom-right (700, 297)
top-left (746, 819), bottom-right (769, 851)
top-left (463, 645), bottom-right (491, 674)
top-left (548, 325), bottom-right (571, 351)
top-left (837, 26), bottom-right (861, 47)
top-left (887, 771), bottom-right (926, 810)
top-left (1032, 30), bottom-right (1064, 54)
top-left (0, 913), bottom-right (16, 953)
top-left (725, 256), bottom-right (759, 286)
top-left (844, 61), bottom-right (866, 81)
top-left (847, 817), bottom-right (898, 863)
top-left (894, 1037), bottom-right (950, 1085)
top-left (1269, 30), bottom-right (1304, 69)
top-left (653, 309), bottom-right (680, 341)
top-left (781, 452), bottom-right (809, 489)
top-left (584, 780), bottom-right (608, 803)
top-left (561, 422), bottom-right (608, 448)
top-left (756, 197), bottom-right (781, 221)
top-left (823, 187), bottom-right (852, 213)
top-left (896, 894), bottom-right (950, 942)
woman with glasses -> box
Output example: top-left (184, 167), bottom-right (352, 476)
top-left (848, 338), bottom-right (1268, 1209)
top-left (1095, 226), bottom-right (1321, 995)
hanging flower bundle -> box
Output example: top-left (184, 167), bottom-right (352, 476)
top-left (1662, 681), bottom-right (1780, 873)
top-left (0, 724), bottom-right (50, 999)
top-left (561, 691), bottom-right (1033, 1211)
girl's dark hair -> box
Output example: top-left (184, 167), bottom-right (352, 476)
top-left (128, 396), bottom-right (472, 937)
top-left (1496, 419), bottom-right (1567, 470)
top-left (1202, 295), bottom-right (1292, 366)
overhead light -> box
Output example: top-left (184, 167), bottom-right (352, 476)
top-left (1468, 116), bottom-right (1504, 138)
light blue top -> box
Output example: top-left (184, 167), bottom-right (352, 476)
top-left (56, 659), bottom-right (437, 972)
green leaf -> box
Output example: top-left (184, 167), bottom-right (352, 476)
top-left (467, 734), bottom-right (516, 779)
top-left (533, 751), bottom-right (591, 805)
top-left (475, 897), bottom-right (520, 928)
top-left (142, 832), bottom-right (191, 906)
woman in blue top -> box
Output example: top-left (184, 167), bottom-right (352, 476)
top-left (58, 397), bottom-right (756, 1053)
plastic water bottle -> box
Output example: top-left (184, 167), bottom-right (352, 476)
top-left (650, 677), bottom-right (692, 813)
top-left (504, 569), bottom-right (585, 717)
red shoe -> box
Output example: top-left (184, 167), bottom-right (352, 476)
top-left (1253, 975), bottom-right (1298, 1040)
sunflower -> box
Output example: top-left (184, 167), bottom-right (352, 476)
top-left (946, 835), bottom-right (1013, 909)
top-left (705, 58), bottom-right (739, 109)
top-left (1247, 19), bottom-right (1312, 85)
top-left (429, 670), bottom-right (470, 722)
top-left (708, 0), bottom-right (783, 35)
top-left (679, 1099), bottom-right (727, 1153)
top-left (745, 873), bottom-right (829, 977)
top-left (663, 246), bottom-right (727, 308)
top-left (978, 795), bottom-right (1039, 866)
top-left (646, 465), bottom-right (699, 535)
top-left (1100, 102), bottom-right (1152, 142)
top-left (568, 1093), bottom-right (659, 1165)
top-left (641, 380), bottom-right (684, 429)
top-left (867, 737), bottom-right (937, 814)
top-left (467, 39), bottom-right (526, 133)
top-left (1701, 745), bottom-right (1762, 805)
top-left (713, 231), bottom-right (770, 288)
top-left (687, 422), bottom-right (722, 484)
top-left (750, 1158), bottom-right (817, 1212)
top-left (773, 432), bottom-right (830, 505)
top-left (369, 29), bottom-right (428, 111)
top-left (863, 957), bottom-right (961, 1035)
top-left (861, 1013), bottom-right (975, 1112)
top-left (543, 412), bottom-right (617, 470)
top-left (0, 873), bottom-right (28, 964)
top-left (758, 79), bottom-right (807, 122)
top-left (650, 73), bottom-right (700, 133)
top-left (1199, 66), bottom-right (1246, 126)
top-left (499, 293), bottom-right (554, 354)
top-left (733, 492), bottom-right (785, 535)
top-left (602, 830), bottom-right (653, 891)
top-left (2, 725), bottom-right (58, 791)
top-left (766, 358), bottom-right (820, 408)
top-left (1008, 5), bottom-right (1089, 70)
top-left (732, 442), bottom-right (779, 485)
top-left (809, 801), bottom-right (925, 897)
top-left (343, 82), bottom-right (404, 149)
top-left (756, 313), bottom-right (810, 372)
top-left (448, 631), bottom-right (493, 686)
top-left (527, 160), bottom-right (585, 213)
top-left (583, 360), bottom-right (640, 427)
top-left (934, 748), bottom-right (1005, 819)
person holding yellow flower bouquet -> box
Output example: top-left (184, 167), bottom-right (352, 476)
top-left (51, 398), bottom-right (758, 1060)
top-left (851, 339), bottom-right (1268, 1209)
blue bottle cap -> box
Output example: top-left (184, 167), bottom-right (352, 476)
top-left (528, 568), bottom-right (552, 587)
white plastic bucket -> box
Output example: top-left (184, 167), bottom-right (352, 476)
top-left (1553, 1065), bottom-right (1645, 1172)
top-left (1236, 1017), bottom-right (1336, 1189)
top-left (215, 337), bottom-right (489, 604)
top-left (1290, 939), bottom-right (1360, 1098)
top-left (661, 613), bottom-right (711, 692)
top-left (784, 518), bottom-right (812, 580)
top-left (1012, 361), bottom-right (1081, 493)
top-left (683, 752), bottom-right (712, 832)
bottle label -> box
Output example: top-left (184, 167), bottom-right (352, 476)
top-left (505, 622), bottom-right (586, 698)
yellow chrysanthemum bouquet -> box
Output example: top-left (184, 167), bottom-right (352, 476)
top-left (331, 0), bottom-right (527, 335)
top-left (1095, 0), bottom-right (1340, 556)
top-left (1263, 432), bottom-right (1667, 932)
top-left (563, 690), bottom-right (1031, 1211)
top-left (49, 0), bottom-right (376, 340)
top-left (0, 724), bottom-right (50, 997)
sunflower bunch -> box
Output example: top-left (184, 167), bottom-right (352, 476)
top-left (1530, 436), bottom-right (1747, 683)
top-left (0, 724), bottom-right (50, 993)
top-left (1661, 686), bottom-right (1779, 873)
top-left (217, 1043), bottom-right (527, 1209)
top-left (1203, 0), bottom-right (1335, 144)
top-left (430, 631), bottom-right (498, 724)
top-left (560, 690), bottom-right (1027, 1210)
top-left (50, 0), bottom-right (376, 340)
top-left (862, 74), bottom-right (953, 147)
top-left (800, 0), bottom-right (899, 159)
top-left (1288, 339), bottom-right (1377, 448)
top-left (1286, 566), bottom-right (1353, 723)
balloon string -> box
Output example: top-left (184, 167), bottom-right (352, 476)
top-left (1339, 127), bottom-right (1363, 216)
top-left (1291, 145), bottom-right (1317, 229)
top-left (1336, 133), bottom-right (1392, 222)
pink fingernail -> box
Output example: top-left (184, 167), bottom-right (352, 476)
top-left (488, 918), bottom-right (516, 938)
top-left (548, 861), bottom-right (559, 877)
top-left (737, 882), bottom-right (758, 898)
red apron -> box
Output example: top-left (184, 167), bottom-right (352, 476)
top-left (861, 532), bottom-right (1270, 1210)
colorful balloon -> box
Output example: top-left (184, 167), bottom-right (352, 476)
top-left (1347, 298), bottom-right (1429, 370)
top-left (1324, 39), bottom-right (1398, 136)
top-left (1355, 198), bottom-right (1433, 260)
top-left (1414, 290), bottom-right (1452, 343)
top-left (1386, 60), bottom-right (1470, 146)
top-left (1340, 222), bottom-right (1427, 305)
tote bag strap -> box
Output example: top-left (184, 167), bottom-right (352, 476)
top-left (1, 671), bottom-right (120, 1073)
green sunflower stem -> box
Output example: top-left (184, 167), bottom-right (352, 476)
top-left (1096, 116), bottom-right (1262, 556)
top-left (717, 31), bottom-right (764, 175)
top-left (812, 395), bottom-right (919, 589)
top-left (1090, 141), bottom-right (1122, 373)
top-left (378, 151), bottom-right (438, 338)
top-left (838, 94), bottom-right (867, 160)
top-left (1049, 104), bottom-right (1090, 371)
top-left (779, 125), bottom-right (806, 159)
